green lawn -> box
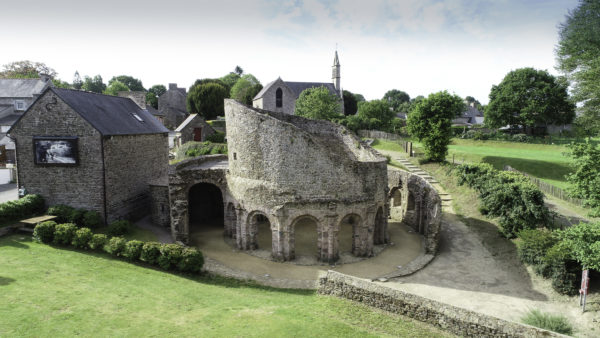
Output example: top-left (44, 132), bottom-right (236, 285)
top-left (447, 139), bottom-right (573, 190)
top-left (0, 235), bottom-right (448, 337)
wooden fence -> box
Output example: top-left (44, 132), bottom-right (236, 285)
top-left (503, 165), bottom-right (584, 207)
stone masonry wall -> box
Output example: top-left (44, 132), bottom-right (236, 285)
top-left (318, 271), bottom-right (565, 338)
top-left (10, 91), bottom-right (105, 217)
top-left (103, 133), bottom-right (169, 223)
top-left (150, 184), bottom-right (170, 228)
top-left (179, 117), bottom-right (215, 144)
top-left (253, 79), bottom-right (296, 115)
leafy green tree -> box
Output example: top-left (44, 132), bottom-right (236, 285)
top-left (0, 60), bottom-right (56, 79)
top-left (235, 66), bottom-right (244, 76)
top-left (566, 140), bottom-right (600, 216)
top-left (104, 80), bottom-right (129, 96)
top-left (220, 73), bottom-right (241, 93)
top-left (72, 71), bottom-right (83, 90)
top-left (354, 93), bottom-right (366, 102)
top-left (187, 82), bottom-right (229, 119)
top-left (230, 74), bottom-right (263, 105)
top-left (295, 86), bottom-right (342, 121)
top-left (485, 68), bottom-right (575, 134)
top-left (81, 75), bottom-right (106, 93)
top-left (383, 89), bottom-right (410, 112)
top-left (407, 91), bottom-right (464, 161)
top-left (146, 84), bottom-right (166, 109)
top-left (556, 0), bottom-right (600, 136)
top-left (51, 79), bottom-right (71, 89)
top-left (557, 221), bottom-right (600, 271)
top-left (108, 75), bottom-right (145, 91)
top-left (357, 100), bottom-right (394, 125)
top-left (342, 90), bottom-right (358, 115)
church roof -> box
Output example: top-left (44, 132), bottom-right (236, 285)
top-left (253, 79), bottom-right (340, 100)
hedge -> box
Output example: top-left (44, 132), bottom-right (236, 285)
top-left (0, 194), bottom-right (45, 224)
top-left (72, 227), bottom-right (93, 249)
top-left (107, 220), bottom-right (132, 237)
top-left (33, 220), bottom-right (56, 244)
top-left (52, 223), bottom-right (78, 245)
top-left (48, 205), bottom-right (103, 228)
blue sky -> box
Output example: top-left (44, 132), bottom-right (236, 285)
top-left (1, 0), bottom-right (579, 104)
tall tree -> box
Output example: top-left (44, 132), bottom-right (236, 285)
top-left (566, 140), bottom-right (600, 217)
top-left (104, 80), bottom-right (130, 96)
top-left (81, 75), bottom-right (106, 93)
top-left (556, 0), bottom-right (600, 135)
top-left (354, 93), bottom-right (366, 102)
top-left (108, 75), bottom-right (145, 91)
top-left (382, 89), bottom-right (410, 112)
top-left (234, 66), bottom-right (244, 76)
top-left (146, 84), bottom-right (167, 109)
top-left (230, 74), bottom-right (262, 105)
top-left (295, 86), bottom-right (343, 121)
top-left (52, 79), bottom-right (71, 89)
top-left (342, 90), bottom-right (358, 115)
top-left (72, 71), bottom-right (83, 90)
top-left (485, 68), bottom-right (575, 134)
top-left (357, 100), bottom-right (394, 125)
top-left (0, 60), bottom-right (57, 79)
top-left (187, 82), bottom-right (229, 119)
top-left (407, 91), bottom-right (464, 162)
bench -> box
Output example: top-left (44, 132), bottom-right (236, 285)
top-left (19, 215), bottom-right (58, 232)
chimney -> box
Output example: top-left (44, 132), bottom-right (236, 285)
top-left (39, 73), bottom-right (51, 83)
top-left (118, 91), bottom-right (147, 109)
top-left (169, 83), bottom-right (178, 90)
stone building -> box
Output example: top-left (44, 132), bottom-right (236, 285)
top-left (158, 83), bottom-right (188, 129)
top-left (253, 51), bottom-right (344, 115)
top-left (173, 114), bottom-right (216, 147)
top-left (9, 87), bottom-right (169, 223)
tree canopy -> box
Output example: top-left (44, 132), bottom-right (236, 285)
top-left (566, 140), bottom-right (600, 217)
top-left (295, 86), bottom-right (342, 121)
top-left (81, 75), bottom-right (106, 93)
top-left (146, 84), bottom-right (167, 109)
top-left (485, 68), bottom-right (575, 133)
top-left (230, 74), bottom-right (262, 105)
top-left (0, 60), bottom-right (57, 79)
top-left (556, 0), bottom-right (600, 135)
top-left (104, 80), bottom-right (130, 96)
top-left (342, 90), bottom-right (358, 116)
top-left (72, 71), bottom-right (83, 90)
top-left (382, 89), bottom-right (410, 112)
top-left (109, 75), bottom-right (145, 91)
top-left (187, 82), bottom-right (229, 120)
top-left (407, 91), bottom-right (464, 161)
top-left (557, 221), bottom-right (600, 270)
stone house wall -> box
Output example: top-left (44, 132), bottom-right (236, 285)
top-left (10, 92), bottom-right (105, 216)
top-left (178, 117), bottom-right (215, 144)
top-left (150, 184), bottom-right (170, 228)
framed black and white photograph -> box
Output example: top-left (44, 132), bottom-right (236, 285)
top-left (33, 137), bottom-right (78, 165)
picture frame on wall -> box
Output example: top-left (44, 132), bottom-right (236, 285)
top-left (33, 136), bottom-right (79, 165)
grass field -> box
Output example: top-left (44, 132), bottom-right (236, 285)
top-left (0, 235), bottom-right (448, 337)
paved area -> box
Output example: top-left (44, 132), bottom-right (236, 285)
top-left (0, 184), bottom-right (17, 204)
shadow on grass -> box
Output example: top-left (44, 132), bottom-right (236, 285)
top-left (0, 276), bottom-right (16, 285)
top-left (0, 236), bottom-right (30, 249)
top-left (481, 156), bottom-right (571, 184)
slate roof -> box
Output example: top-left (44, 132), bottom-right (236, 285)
top-left (0, 113), bottom-right (20, 126)
top-left (144, 104), bottom-right (164, 117)
top-left (253, 78), bottom-right (340, 100)
top-left (175, 114), bottom-right (199, 132)
top-left (11, 88), bottom-right (169, 136)
top-left (0, 78), bottom-right (49, 98)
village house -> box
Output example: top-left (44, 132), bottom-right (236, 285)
top-left (158, 83), bottom-right (188, 129)
top-left (173, 113), bottom-right (216, 147)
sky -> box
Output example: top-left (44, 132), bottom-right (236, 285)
top-left (0, 0), bottom-right (579, 104)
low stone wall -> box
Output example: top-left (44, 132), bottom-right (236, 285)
top-left (318, 271), bottom-right (564, 338)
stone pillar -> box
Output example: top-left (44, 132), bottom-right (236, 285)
top-left (320, 215), bottom-right (338, 263)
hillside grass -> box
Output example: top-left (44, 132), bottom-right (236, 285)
top-left (0, 235), bottom-right (449, 337)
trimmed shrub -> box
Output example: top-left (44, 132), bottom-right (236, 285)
top-left (140, 242), bottom-right (162, 265)
top-left (72, 227), bottom-right (93, 249)
top-left (68, 209), bottom-right (86, 226)
top-left (521, 309), bottom-right (573, 335)
top-left (104, 237), bottom-right (127, 256)
top-left (0, 194), bottom-right (45, 223)
top-left (52, 223), bottom-right (78, 245)
top-left (205, 132), bottom-right (225, 143)
top-left (89, 234), bottom-right (108, 250)
top-left (107, 220), bottom-right (132, 237)
top-left (177, 247), bottom-right (204, 273)
top-left (158, 244), bottom-right (184, 270)
top-left (47, 204), bottom-right (75, 223)
top-left (122, 240), bottom-right (144, 261)
top-left (83, 211), bottom-right (102, 229)
top-left (33, 221), bottom-right (57, 243)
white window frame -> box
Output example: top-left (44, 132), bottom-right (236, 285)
top-left (15, 100), bottom-right (25, 111)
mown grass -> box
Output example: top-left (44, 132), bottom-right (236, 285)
top-left (0, 235), bottom-right (450, 337)
top-left (370, 139), bottom-right (406, 153)
top-left (447, 139), bottom-right (573, 190)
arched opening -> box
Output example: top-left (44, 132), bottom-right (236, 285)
top-left (373, 207), bottom-right (386, 245)
top-left (293, 216), bottom-right (319, 259)
top-left (339, 214), bottom-right (361, 255)
top-left (275, 88), bottom-right (283, 108)
top-left (392, 189), bottom-right (402, 207)
top-left (250, 212), bottom-right (271, 251)
top-left (188, 183), bottom-right (224, 234)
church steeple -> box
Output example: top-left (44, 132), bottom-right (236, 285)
top-left (332, 50), bottom-right (341, 95)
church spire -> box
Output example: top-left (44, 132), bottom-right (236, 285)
top-left (332, 50), bottom-right (341, 95)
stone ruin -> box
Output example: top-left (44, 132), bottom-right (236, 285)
top-left (156, 99), bottom-right (442, 263)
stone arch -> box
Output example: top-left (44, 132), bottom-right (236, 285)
top-left (275, 88), bottom-right (283, 108)
top-left (247, 210), bottom-right (271, 251)
top-left (290, 214), bottom-right (320, 260)
top-left (373, 206), bottom-right (388, 245)
top-left (187, 182), bottom-right (224, 234)
top-left (339, 213), bottom-right (362, 256)
top-left (391, 188), bottom-right (402, 207)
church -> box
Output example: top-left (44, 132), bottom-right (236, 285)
top-left (253, 51), bottom-right (344, 115)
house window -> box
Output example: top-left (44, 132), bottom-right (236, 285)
top-left (15, 100), bottom-right (25, 111)
top-left (276, 88), bottom-right (282, 108)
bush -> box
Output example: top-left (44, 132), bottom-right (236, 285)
top-left (107, 220), bottom-right (132, 237)
top-left (68, 209), bottom-right (86, 226)
top-left (0, 194), bottom-right (45, 223)
top-left (521, 309), bottom-right (573, 335)
top-left (140, 242), bottom-right (162, 265)
top-left (455, 163), bottom-right (495, 191)
top-left (122, 240), bottom-right (144, 261)
top-left (33, 221), bottom-right (57, 243)
top-left (512, 133), bottom-right (530, 142)
top-left (88, 234), bottom-right (108, 250)
top-left (52, 223), bottom-right (78, 245)
top-left (544, 244), bottom-right (581, 295)
top-left (178, 247), bottom-right (204, 273)
top-left (72, 227), bottom-right (93, 249)
top-left (205, 132), bottom-right (225, 143)
top-left (105, 237), bottom-right (127, 256)
top-left (83, 211), bottom-right (102, 229)
top-left (517, 229), bottom-right (557, 266)
top-left (47, 204), bottom-right (75, 223)
top-left (158, 244), bottom-right (184, 270)
top-left (176, 141), bottom-right (227, 160)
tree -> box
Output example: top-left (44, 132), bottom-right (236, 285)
top-left (230, 74), bottom-right (263, 105)
top-left (72, 71), bottom-right (83, 90)
top-left (557, 221), bottom-right (600, 271)
top-left (146, 84), bottom-right (166, 109)
top-left (556, 0), bottom-right (600, 136)
top-left (0, 60), bottom-right (57, 79)
top-left (187, 82), bottom-right (229, 120)
top-left (104, 80), bottom-right (130, 96)
top-left (354, 93), bottom-right (366, 102)
top-left (235, 66), bottom-right (244, 76)
top-left (566, 140), bottom-right (600, 216)
top-left (342, 90), bottom-right (358, 115)
top-left (485, 68), bottom-right (575, 134)
top-left (52, 79), bottom-right (71, 89)
top-left (383, 89), bottom-right (410, 112)
top-left (407, 91), bottom-right (464, 161)
top-left (81, 75), bottom-right (106, 93)
top-left (465, 96), bottom-right (484, 111)
top-left (108, 75), bottom-right (145, 91)
top-left (357, 100), bottom-right (394, 126)
top-left (295, 86), bottom-right (343, 121)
